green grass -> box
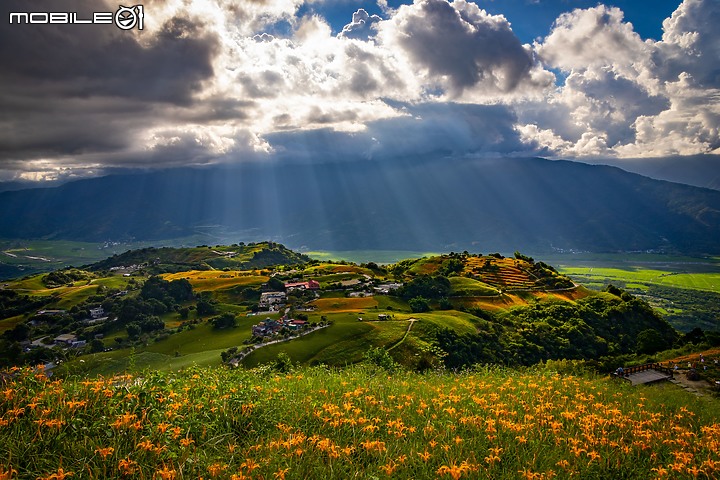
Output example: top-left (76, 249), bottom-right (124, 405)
top-left (560, 267), bottom-right (720, 294)
top-left (4, 365), bottom-right (720, 479)
top-left (0, 314), bottom-right (27, 334)
top-left (242, 317), bottom-right (374, 367)
top-left (449, 276), bottom-right (499, 296)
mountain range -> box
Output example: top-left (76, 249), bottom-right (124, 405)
top-left (1, 157), bottom-right (719, 254)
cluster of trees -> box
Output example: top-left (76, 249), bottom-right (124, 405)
top-left (42, 268), bottom-right (95, 288)
top-left (432, 286), bottom-right (681, 370)
top-left (397, 275), bottom-right (452, 313)
top-left (112, 276), bottom-right (193, 339)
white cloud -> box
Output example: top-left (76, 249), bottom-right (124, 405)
top-left (525, 0), bottom-right (720, 159)
top-left (1, 0), bottom-right (719, 182)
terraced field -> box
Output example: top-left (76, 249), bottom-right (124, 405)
top-left (161, 270), bottom-right (268, 292)
top-left (465, 257), bottom-right (539, 290)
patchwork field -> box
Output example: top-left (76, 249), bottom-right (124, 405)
top-left (161, 270), bottom-right (269, 291)
top-left (560, 267), bottom-right (720, 294)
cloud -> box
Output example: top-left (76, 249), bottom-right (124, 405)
top-left (338, 8), bottom-right (382, 40)
top-left (0, 0), bottom-right (719, 183)
top-left (379, 0), bottom-right (545, 96)
top-left (267, 102), bottom-right (529, 162)
top-left (524, 0), bottom-right (720, 159)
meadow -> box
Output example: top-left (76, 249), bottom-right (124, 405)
top-left (2, 364), bottom-right (719, 479)
top-left (558, 267), bottom-right (720, 294)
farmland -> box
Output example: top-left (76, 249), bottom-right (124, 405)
top-left (0, 244), bottom-right (711, 379)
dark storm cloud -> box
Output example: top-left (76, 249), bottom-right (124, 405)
top-left (0, 0), bottom-right (234, 173)
top-left (267, 102), bottom-right (528, 162)
top-left (0, 1), bottom-right (219, 104)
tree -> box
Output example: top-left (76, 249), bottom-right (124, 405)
top-left (363, 347), bottom-right (397, 372)
top-left (439, 258), bottom-right (464, 276)
top-left (211, 313), bottom-right (237, 330)
top-left (140, 316), bottom-right (165, 333)
top-left (89, 338), bottom-right (105, 353)
top-left (409, 296), bottom-right (431, 313)
top-left (126, 322), bottom-right (141, 340)
top-left (196, 298), bottom-right (217, 317)
top-left (273, 352), bottom-right (294, 373)
top-left (267, 277), bottom-right (286, 291)
top-left (636, 329), bottom-right (669, 354)
top-left (399, 276), bottom-right (451, 300)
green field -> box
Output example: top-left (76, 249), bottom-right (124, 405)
top-left (449, 276), bottom-right (500, 296)
top-left (560, 267), bottom-right (720, 294)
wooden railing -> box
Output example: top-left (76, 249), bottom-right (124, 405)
top-left (613, 362), bottom-right (674, 379)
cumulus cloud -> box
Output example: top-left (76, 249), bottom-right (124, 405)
top-left (379, 0), bottom-right (545, 96)
top-left (338, 8), bottom-right (382, 40)
top-left (0, 0), bottom-right (719, 182)
top-left (523, 0), bottom-right (720, 159)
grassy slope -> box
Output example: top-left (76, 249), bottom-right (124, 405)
top-left (3, 365), bottom-right (720, 480)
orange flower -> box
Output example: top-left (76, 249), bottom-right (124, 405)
top-left (379, 462), bottom-right (397, 475)
top-left (241, 459), bottom-right (260, 473)
top-left (137, 439), bottom-right (155, 452)
top-left (38, 467), bottom-right (73, 480)
top-left (180, 437), bottom-right (194, 448)
top-left (208, 463), bottom-right (227, 478)
top-left (155, 465), bottom-right (176, 480)
top-left (95, 447), bottom-right (115, 459)
top-left (273, 468), bottom-right (290, 480)
top-left (437, 462), bottom-right (471, 480)
top-left (0, 466), bottom-right (17, 480)
top-left (118, 458), bottom-right (138, 476)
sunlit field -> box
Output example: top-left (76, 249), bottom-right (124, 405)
top-left (559, 267), bottom-right (720, 294)
top-left (2, 365), bottom-right (719, 480)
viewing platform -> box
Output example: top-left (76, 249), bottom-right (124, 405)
top-left (612, 363), bottom-right (673, 386)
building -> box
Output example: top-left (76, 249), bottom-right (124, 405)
top-left (284, 280), bottom-right (320, 291)
top-left (36, 309), bottom-right (66, 316)
top-left (374, 283), bottom-right (404, 294)
top-left (259, 291), bottom-right (287, 309)
top-left (89, 307), bottom-right (105, 318)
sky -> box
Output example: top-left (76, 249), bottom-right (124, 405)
top-left (0, 0), bottom-right (719, 184)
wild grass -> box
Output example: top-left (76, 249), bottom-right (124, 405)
top-left (2, 365), bottom-right (719, 480)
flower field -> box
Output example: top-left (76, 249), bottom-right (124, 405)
top-left (1, 365), bottom-right (719, 479)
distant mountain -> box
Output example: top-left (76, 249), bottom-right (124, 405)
top-left (1, 157), bottom-right (719, 254)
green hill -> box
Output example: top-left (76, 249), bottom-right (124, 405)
top-left (88, 241), bottom-right (310, 273)
top-left (0, 246), bottom-right (694, 376)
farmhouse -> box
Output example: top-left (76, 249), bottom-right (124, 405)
top-left (89, 307), bottom-right (105, 318)
top-left (259, 291), bottom-right (287, 309)
top-left (374, 283), bottom-right (403, 294)
top-left (284, 279), bottom-right (320, 291)
top-left (37, 309), bottom-right (66, 316)
top-left (251, 317), bottom-right (310, 337)
top-left (53, 333), bottom-right (86, 348)
top-left (252, 319), bottom-right (281, 337)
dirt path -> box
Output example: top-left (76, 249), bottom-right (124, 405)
top-left (668, 370), bottom-right (715, 397)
